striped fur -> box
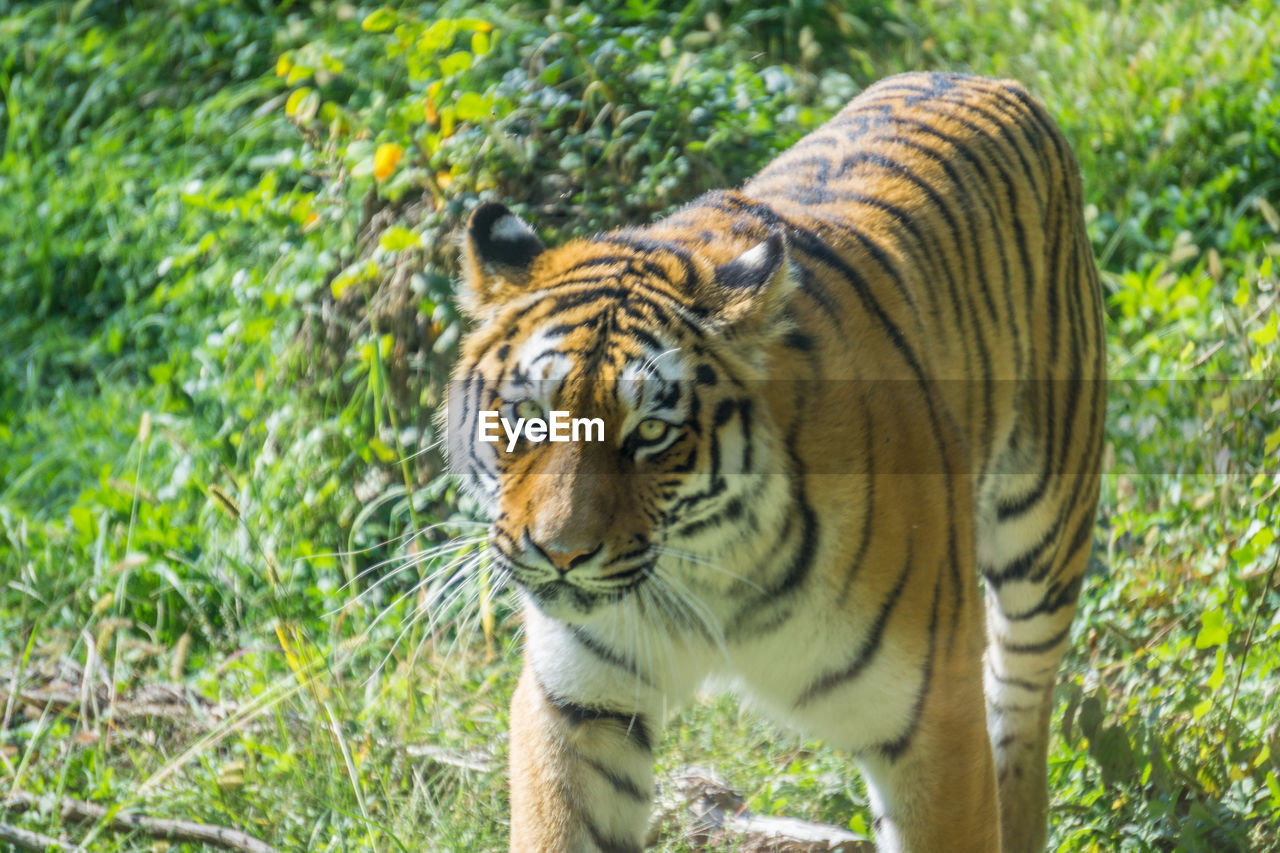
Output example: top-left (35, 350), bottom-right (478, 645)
top-left (448, 72), bottom-right (1105, 853)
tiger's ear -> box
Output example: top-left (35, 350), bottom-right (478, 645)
top-left (705, 231), bottom-right (794, 336)
top-left (459, 202), bottom-right (545, 320)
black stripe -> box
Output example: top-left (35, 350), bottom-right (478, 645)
top-left (582, 755), bottom-right (648, 803)
top-left (1001, 623), bottom-right (1071, 655)
top-left (860, 125), bottom-right (1012, 342)
top-left (569, 626), bottom-right (651, 686)
top-left (878, 573), bottom-right (942, 760)
top-left (724, 425), bottom-right (820, 638)
top-left (596, 231), bottom-right (698, 290)
top-left (693, 363), bottom-right (718, 385)
top-left (1051, 505), bottom-right (1098, 582)
top-left (797, 542), bottom-right (913, 707)
top-left (982, 505), bottom-right (1067, 586)
top-left (996, 386), bottom-right (1054, 521)
top-left (585, 819), bottom-right (642, 853)
top-left (538, 679), bottom-right (652, 752)
top-left (888, 102), bottom-right (1039, 377)
top-left (774, 174), bottom-right (997, 472)
top-left (693, 193), bottom-right (845, 326)
top-left (987, 664), bottom-right (1049, 693)
top-left (1003, 574), bottom-right (1083, 621)
top-left (782, 330), bottom-right (814, 352)
top-left (837, 407), bottom-right (877, 604)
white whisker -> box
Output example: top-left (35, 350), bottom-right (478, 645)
top-left (653, 545), bottom-right (765, 594)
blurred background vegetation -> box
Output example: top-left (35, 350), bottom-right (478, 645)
top-left (1, 0), bottom-right (1278, 850)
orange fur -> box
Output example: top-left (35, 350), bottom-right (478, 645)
top-left (451, 72), bottom-right (1105, 853)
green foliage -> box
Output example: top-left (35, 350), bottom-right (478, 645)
top-left (1, 0), bottom-right (1278, 851)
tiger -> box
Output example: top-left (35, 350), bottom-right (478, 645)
top-left (446, 71), bottom-right (1105, 853)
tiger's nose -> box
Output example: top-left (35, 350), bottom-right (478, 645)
top-left (529, 537), bottom-right (600, 573)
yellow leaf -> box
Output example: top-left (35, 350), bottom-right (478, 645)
top-left (368, 437), bottom-right (397, 462)
top-left (1249, 314), bottom-right (1278, 346)
top-left (275, 624), bottom-right (303, 675)
top-left (276, 54), bottom-right (292, 77)
top-left (285, 64), bottom-right (312, 86)
top-left (379, 226), bottom-right (419, 252)
top-left (373, 143), bottom-right (404, 181)
top-left (1265, 426), bottom-right (1280, 456)
top-left (285, 87), bottom-right (313, 117)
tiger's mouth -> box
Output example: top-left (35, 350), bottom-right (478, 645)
top-left (488, 534), bottom-right (655, 614)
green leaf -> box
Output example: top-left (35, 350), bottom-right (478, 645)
top-left (1092, 725), bottom-right (1136, 787)
top-left (362, 8), bottom-right (396, 32)
top-left (379, 226), bottom-right (419, 252)
top-left (285, 88), bottom-right (319, 121)
top-left (1265, 426), bottom-right (1280, 456)
top-left (291, 89), bottom-right (320, 122)
top-left (440, 51), bottom-right (472, 75)
top-left (1249, 313), bottom-right (1277, 346)
top-left (421, 19), bottom-right (455, 51)
top-left (1060, 683), bottom-right (1082, 745)
top-left (1266, 770), bottom-right (1280, 806)
top-left (1207, 647), bottom-right (1226, 692)
top-left (1233, 277), bottom-right (1250, 306)
top-left (455, 92), bottom-right (489, 121)
top-left (1078, 695), bottom-right (1104, 740)
top-left (1194, 609), bottom-right (1229, 649)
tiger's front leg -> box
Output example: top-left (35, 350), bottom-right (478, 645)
top-left (856, 630), bottom-right (1002, 853)
top-left (509, 664), bottom-right (655, 853)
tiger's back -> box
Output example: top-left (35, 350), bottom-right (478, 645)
top-left (656, 71), bottom-right (1104, 487)
top-left (451, 71), bottom-right (1104, 853)
top-left (644, 70), bottom-right (1106, 850)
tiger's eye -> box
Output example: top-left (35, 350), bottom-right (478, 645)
top-left (514, 399), bottom-right (543, 421)
top-left (637, 418), bottom-right (670, 443)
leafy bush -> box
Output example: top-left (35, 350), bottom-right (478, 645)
top-left (0, 0), bottom-right (1277, 850)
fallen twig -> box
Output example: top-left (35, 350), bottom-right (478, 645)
top-left (0, 821), bottom-right (85, 852)
top-left (647, 769), bottom-right (874, 852)
top-left (1, 791), bottom-right (276, 853)
top-left (400, 741), bottom-right (497, 773)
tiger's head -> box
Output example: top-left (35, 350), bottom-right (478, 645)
top-left (447, 201), bottom-right (795, 621)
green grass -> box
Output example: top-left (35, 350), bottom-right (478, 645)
top-left (1, 0), bottom-right (1278, 851)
